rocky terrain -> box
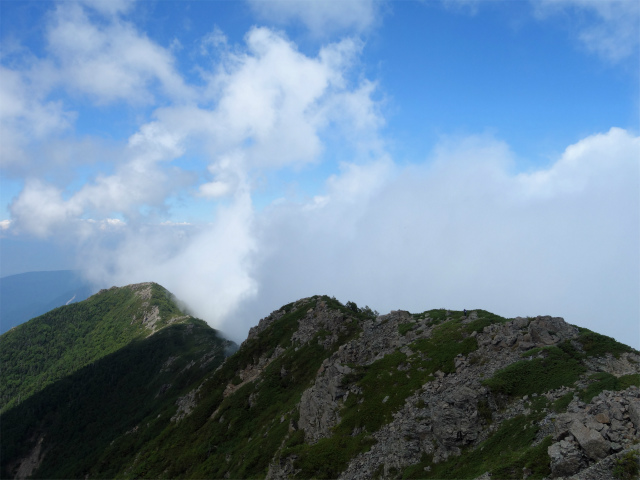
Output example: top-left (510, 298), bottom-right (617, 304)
top-left (261, 302), bottom-right (639, 479)
top-left (1, 288), bottom-right (638, 479)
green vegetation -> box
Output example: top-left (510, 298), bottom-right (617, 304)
top-left (477, 398), bottom-right (493, 424)
top-left (1, 320), bottom-right (229, 480)
top-left (483, 342), bottom-right (586, 398)
top-left (427, 308), bottom-right (448, 323)
top-left (613, 450), bottom-right (640, 480)
top-left (579, 373), bottom-right (640, 403)
top-left (343, 317), bottom-right (482, 434)
top-left (398, 322), bottom-right (414, 335)
top-left (91, 295), bottom-right (368, 480)
top-left (410, 318), bottom-right (481, 374)
top-left (483, 327), bottom-right (638, 405)
top-left (0, 283), bottom-right (187, 413)
top-left (552, 392), bottom-right (575, 412)
top-left (290, 434), bottom-right (376, 479)
top-left (466, 309), bottom-right (509, 332)
top-left (403, 415), bottom-right (551, 479)
top-left (577, 328), bottom-right (635, 358)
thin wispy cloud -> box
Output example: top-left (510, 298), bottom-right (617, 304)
top-left (535, 0), bottom-right (640, 62)
top-left (248, 0), bottom-right (383, 37)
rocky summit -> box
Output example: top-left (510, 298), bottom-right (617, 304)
top-left (1, 288), bottom-right (639, 479)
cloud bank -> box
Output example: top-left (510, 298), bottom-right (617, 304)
top-left (56, 127), bottom-right (640, 348)
top-left (2, 1), bottom-right (638, 349)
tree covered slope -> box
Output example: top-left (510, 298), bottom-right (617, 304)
top-left (0, 282), bottom-right (235, 480)
top-left (0, 282), bottom-right (201, 414)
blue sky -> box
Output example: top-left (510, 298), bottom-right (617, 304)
top-left (0, 0), bottom-right (638, 347)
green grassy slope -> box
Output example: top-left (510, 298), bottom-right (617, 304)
top-left (0, 319), bottom-right (232, 479)
top-left (0, 283), bottom-right (185, 413)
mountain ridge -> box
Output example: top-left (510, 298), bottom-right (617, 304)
top-left (1, 286), bottom-right (639, 479)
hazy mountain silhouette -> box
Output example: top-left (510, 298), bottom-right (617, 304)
top-left (0, 270), bottom-right (95, 334)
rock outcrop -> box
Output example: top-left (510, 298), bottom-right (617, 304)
top-left (264, 306), bottom-right (640, 480)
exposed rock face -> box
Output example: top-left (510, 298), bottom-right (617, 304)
top-left (223, 346), bottom-right (285, 398)
top-left (171, 384), bottom-right (203, 422)
top-left (266, 309), bottom-right (640, 480)
top-left (13, 436), bottom-right (45, 480)
top-left (565, 444), bottom-right (640, 480)
top-left (584, 353), bottom-right (640, 377)
top-left (298, 361), bottom-right (352, 443)
top-left (337, 315), bottom-right (575, 479)
top-left (298, 309), bottom-right (416, 443)
top-left (545, 387), bottom-right (640, 477)
top-left (476, 315), bottom-right (579, 352)
top-left (247, 310), bottom-right (285, 342)
top-left (629, 400), bottom-right (640, 428)
top-left (131, 282), bottom-right (153, 300)
top-left (568, 419), bottom-right (610, 460)
top-left (548, 438), bottom-right (586, 477)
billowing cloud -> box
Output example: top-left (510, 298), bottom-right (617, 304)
top-left (9, 120), bottom-right (189, 237)
top-left (9, 24), bottom-right (380, 239)
top-left (248, 0), bottom-right (382, 36)
top-left (78, 192), bottom-right (258, 338)
top-left (45, 2), bottom-right (191, 104)
top-left (63, 128), bottom-right (639, 349)
top-left (231, 127), bottom-right (638, 346)
top-left (0, 0), bottom-right (190, 177)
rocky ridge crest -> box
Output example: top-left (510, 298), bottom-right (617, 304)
top-left (256, 303), bottom-right (639, 479)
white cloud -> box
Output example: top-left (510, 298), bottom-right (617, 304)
top-left (78, 192), bottom-right (258, 341)
top-left (4, 3), bottom-right (636, 350)
top-left (0, 0), bottom-right (190, 175)
top-left (9, 122), bottom-right (189, 237)
top-left (200, 26), bottom-right (228, 55)
top-left (248, 0), bottom-right (382, 37)
top-left (46, 2), bottom-right (191, 104)
top-left (235, 128), bottom-right (638, 347)
top-left (534, 0), bottom-right (640, 62)
top-left (8, 25), bottom-right (380, 240)
top-left (139, 28), bottom-right (378, 199)
top-left (68, 128), bottom-right (639, 350)
top-left (0, 66), bottom-right (75, 170)
top-left (9, 180), bottom-right (82, 237)
top-left (200, 29), bottom-right (367, 169)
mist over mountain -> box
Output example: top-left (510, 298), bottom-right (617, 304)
top-left (1, 283), bottom-right (638, 479)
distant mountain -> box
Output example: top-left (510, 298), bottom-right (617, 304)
top-left (1, 290), bottom-right (639, 479)
top-left (0, 270), bottom-right (95, 334)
